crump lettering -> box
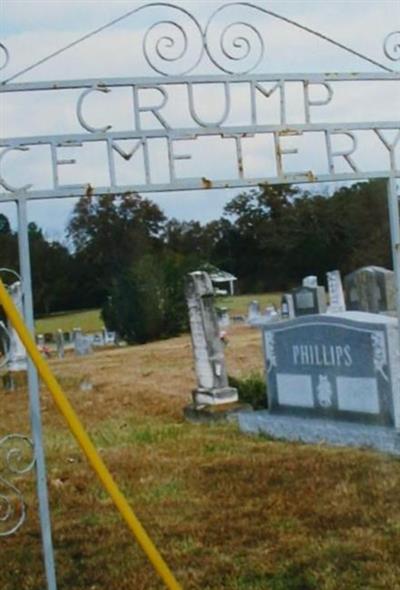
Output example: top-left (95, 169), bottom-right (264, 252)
top-left (292, 343), bottom-right (353, 367)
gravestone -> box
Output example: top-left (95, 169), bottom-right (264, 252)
top-left (92, 332), bottom-right (105, 347)
top-left (217, 307), bottom-right (230, 328)
top-left (303, 275), bottom-right (318, 288)
top-left (185, 271), bottom-right (238, 406)
top-left (291, 285), bottom-right (327, 317)
top-left (326, 270), bottom-right (346, 313)
top-left (6, 282), bottom-right (27, 372)
top-left (55, 329), bottom-right (65, 359)
top-left (74, 331), bottom-right (93, 356)
top-left (102, 329), bottom-right (117, 345)
top-left (0, 321), bottom-right (9, 369)
top-left (264, 305), bottom-right (279, 322)
top-left (344, 266), bottom-right (396, 314)
top-left (247, 300), bottom-right (260, 323)
top-left (238, 312), bottom-right (400, 455)
top-left (281, 293), bottom-right (295, 320)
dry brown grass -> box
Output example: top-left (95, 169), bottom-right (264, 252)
top-left (1, 326), bottom-right (400, 590)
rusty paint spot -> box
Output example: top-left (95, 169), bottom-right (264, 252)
top-left (201, 177), bottom-right (213, 189)
top-left (306, 170), bottom-right (316, 182)
top-left (279, 128), bottom-right (299, 136)
top-left (85, 183), bottom-right (93, 197)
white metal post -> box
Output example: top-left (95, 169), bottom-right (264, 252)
top-left (387, 176), bottom-right (400, 351)
top-left (17, 198), bottom-right (58, 590)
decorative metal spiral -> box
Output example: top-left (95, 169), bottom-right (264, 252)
top-left (142, 5), bottom-right (204, 75)
top-left (0, 43), bottom-right (9, 71)
top-left (141, 2), bottom-right (264, 75)
top-left (384, 31), bottom-right (400, 62)
top-left (0, 434), bottom-right (35, 536)
top-left (205, 5), bottom-right (265, 74)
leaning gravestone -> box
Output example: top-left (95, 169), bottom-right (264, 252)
top-left (185, 271), bottom-right (238, 406)
top-left (238, 312), bottom-right (400, 455)
top-left (291, 285), bottom-right (327, 317)
top-left (344, 266), bottom-right (396, 314)
top-left (326, 270), bottom-right (346, 313)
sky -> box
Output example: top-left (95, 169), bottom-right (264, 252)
top-left (0, 0), bottom-right (399, 242)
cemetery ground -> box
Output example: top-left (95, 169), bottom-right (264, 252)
top-left (1, 324), bottom-right (400, 590)
top-left (34, 293), bottom-right (282, 334)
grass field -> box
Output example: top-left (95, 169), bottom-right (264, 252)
top-left (1, 324), bottom-right (400, 590)
top-left (35, 308), bottom-right (104, 334)
top-left (34, 293), bottom-right (282, 335)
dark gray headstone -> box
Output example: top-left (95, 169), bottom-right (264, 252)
top-left (281, 293), bottom-right (295, 320)
top-left (291, 285), bottom-right (327, 316)
top-left (262, 312), bottom-right (399, 427)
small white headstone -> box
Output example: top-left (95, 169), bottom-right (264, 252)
top-left (302, 275), bottom-right (318, 288)
top-left (326, 270), bottom-right (346, 313)
top-left (7, 282), bottom-right (27, 372)
top-left (247, 300), bottom-right (260, 323)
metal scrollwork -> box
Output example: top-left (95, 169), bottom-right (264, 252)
top-left (141, 3), bottom-right (265, 75)
top-left (204, 5), bottom-right (265, 74)
top-left (142, 5), bottom-right (204, 75)
top-left (0, 43), bottom-right (10, 71)
top-left (0, 434), bottom-right (35, 536)
top-left (384, 31), bottom-right (400, 62)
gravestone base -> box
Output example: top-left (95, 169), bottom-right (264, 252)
top-left (192, 386), bottom-right (238, 406)
top-left (237, 410), bottom-right (400, 456)
top-left (2, 370), bottom-right (28, 391)
top-left (184, 401), bottom-right (252, 424)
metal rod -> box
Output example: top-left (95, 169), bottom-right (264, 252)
top-left (387, 176), bottom-right (400, 352)
top-left (16, 198), bottom-right (58, 590)
top-left (0, 277), bottom-right (183, 590)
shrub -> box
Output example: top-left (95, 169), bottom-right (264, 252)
top-left (228, 371), bottom-right (267, 409)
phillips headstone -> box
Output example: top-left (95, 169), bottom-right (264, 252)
top-left (238, 312), bottom-right (400, 455)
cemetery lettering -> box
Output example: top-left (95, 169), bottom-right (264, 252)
top-left (1, 77), bottom-right (399, 198)
top-left (292, 343), bottom-right (352, 368)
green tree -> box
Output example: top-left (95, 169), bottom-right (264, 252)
top-left (101, 252), bottom-right (192, 344)
top-left (68, 194), bottom-right (166, 305)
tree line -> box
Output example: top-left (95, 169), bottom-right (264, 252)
top-left (0, 179), bottom-right (392, 342)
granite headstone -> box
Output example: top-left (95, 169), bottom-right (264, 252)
top-left (291, 285), bottom-right (327, 317)
top-left (344, 266), bottom-right (396, 314)
top-left (238, 312), bottom-right (400, 455)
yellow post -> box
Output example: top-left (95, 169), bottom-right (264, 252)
top-left (0, 279), bottom-right (182, 590)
